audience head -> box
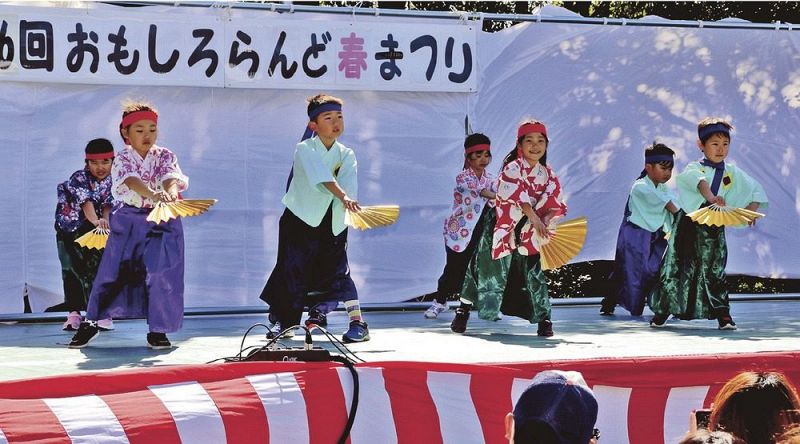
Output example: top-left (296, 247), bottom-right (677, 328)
top-left (506, 370), bottom-right (599, 444)
top-left (709, 371), bottom-right (800, 444)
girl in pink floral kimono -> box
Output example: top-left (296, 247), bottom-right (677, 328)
top-left (425, 133), bottom-right (496, 319)
top-left (453, 121), bottom-right (566, 336)
top-left (69, 101), bottom-right (188, 350)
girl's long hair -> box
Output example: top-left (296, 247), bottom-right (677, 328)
top-left (709, 371), bottom-right (800, 444)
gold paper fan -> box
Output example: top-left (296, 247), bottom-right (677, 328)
top-left (345, 205), bottom-right (400, 230)
top-left (687, 204), bottom-right (764, 227)
top-left (533, 216), bottom-right (588, 271)
top-left (74, 228), bottom-right (110, 250)
top-left (146, 199), bottom-right (218, 224)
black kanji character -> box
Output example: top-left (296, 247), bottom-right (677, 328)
top-left (148, 24), bottom-right (179, 74)
top-left (66, 23), bottom-right (99, 73)
top-left (107, 25), bottom-right (139, 75)
top-left (189, 28), bottom-right (218, 78)
top-left (410, 34), bottom-right (436, 81)
top-left (0, 20), bottom-right (14, 70)
top-left (445, 37), bottom-right (472, 84)
top-left (228, 30), bottom-right (259, 78)
top-left (301, 32), bottom-right (330, 78)
top-left (268, 31), bottom-right (297, 79)
top-left (20, 20), bottom-right (53, 71)
top-left (375, 33), bottom-right (402, 81)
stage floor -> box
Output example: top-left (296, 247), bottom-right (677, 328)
top-left (1, 298), bottom-right (798, 382)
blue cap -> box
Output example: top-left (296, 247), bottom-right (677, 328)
top-left (513, 370), bottom-right (599, 444)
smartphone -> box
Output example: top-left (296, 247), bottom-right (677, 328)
top-left (695, 409), bottom-right (712, 429)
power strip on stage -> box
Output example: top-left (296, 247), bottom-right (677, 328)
top-left (246, 347), bottom-right (332, 362)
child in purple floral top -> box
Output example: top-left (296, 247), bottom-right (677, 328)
top-left (52, 138), bottom-right (115, 331)
top-left (424, 133), bottom-right (496, 319)
top-left (70, 101), bottom-right (189, 350)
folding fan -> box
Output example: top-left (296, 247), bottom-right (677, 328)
top-left (345, 205), bottom-right (400, 230)
top-left (533, 216), bottom-right (588, 271)
top-left (146, 199), bottom-right (218, 224)
top-left (74, 228), bottom-right (110, 250)
top-left (687, 204), bottom-right (764, 227)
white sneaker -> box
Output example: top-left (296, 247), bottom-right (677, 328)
top-left (97, 318), bottom-right (114, 331)
top-left (424, 302), bottom-right (448, 319)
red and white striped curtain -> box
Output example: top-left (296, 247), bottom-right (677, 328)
top-left (1, 351), bottom-right (798, 444)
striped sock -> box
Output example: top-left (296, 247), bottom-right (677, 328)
top-left (459, 297), bottom-right (473, 307)
top-left (344, 300), bottom-right (362, 323)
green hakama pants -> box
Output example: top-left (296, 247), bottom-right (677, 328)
top-left (460, 209), bottom-right (551, 323)
top-left (649, 210), bottom-right (729, 320)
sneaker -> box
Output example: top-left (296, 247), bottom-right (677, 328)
top-left (450, 306), bottom-right (471, 334)
top-left (304, 309), bottom-right (328, 328)
top-left (342, 320), bottom-right (370, 343)
top-left (97, 318), bottom-right (114, 331)
top-left (650, 314), bottom-right (668, 328)
top-left (146, 332), bottom-right (172, 350)
top-left (537, 320), bottom-right (554, 337)
top-left (62, 312), bottom-right (82, 331)
top-left (599, 298), bottom-right (615, 316)
top-left (68, 322), bottom-right (99, 348)
top-left (266, 324), bottom-right (295, 340)
top-left (718, 316), bottom-right (737, 330)
top-left (424, 301), bottom-right (448, 319)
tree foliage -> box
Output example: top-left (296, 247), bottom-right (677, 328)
top-left (301, 1), bottom-right (800, 32)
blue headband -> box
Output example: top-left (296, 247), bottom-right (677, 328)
top-left (645, 154), bottom-right (674, 163)
top-left (698, 123), bottom-right (730, 141)
top-left (308, 102), bottom-right (342, 120)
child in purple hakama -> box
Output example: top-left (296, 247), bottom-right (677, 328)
top-left (600, 142), bottom-right (679, 316)
top-left (69, 101), bottom-right (188, 349)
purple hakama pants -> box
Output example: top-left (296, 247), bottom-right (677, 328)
top-left (607, 220), bottom-right (667, 316)
top-left (86, 205), bottom-right (184, 333)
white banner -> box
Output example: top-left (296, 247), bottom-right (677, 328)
top-left (0, 5), bottom-right (477, 92)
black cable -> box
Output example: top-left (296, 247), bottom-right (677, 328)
top-left (330, 355), bottom-right (359, 444)
top-left (205, 322), bottom-right (361, 443)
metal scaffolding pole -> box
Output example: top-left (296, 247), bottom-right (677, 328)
top-left (102, 0), bottom-right (797, 31)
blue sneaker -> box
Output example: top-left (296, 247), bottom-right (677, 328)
top-left (342, 320), bottom-right (370, 343)
top-left (304, 308), bottom-right (328, 328)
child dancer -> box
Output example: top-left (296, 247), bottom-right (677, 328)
top-left (53, 138), bottom-right (115, 331)
top-left (649, 118), bottom-right (767, 329)
top-left (69, 101), bottom-right (188, 349)
top-left (425, 133), bottom-right (496, 319)
top-left (260, 94), bottom-right (370, 343)
top-left (454, 120), bottom-right (567, 336)
top-left (600, 142), bottom-right (679, 316)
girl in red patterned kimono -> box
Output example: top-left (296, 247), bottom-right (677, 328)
top-left (452, 121), bottom-right (567, 336)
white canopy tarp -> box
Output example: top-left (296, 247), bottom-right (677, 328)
top-left (1, 4), bottom-right (797, 314)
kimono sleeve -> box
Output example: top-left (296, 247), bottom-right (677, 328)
top-left (296, 143), bottom-right (335, 186)
top-left (336, 148), bottom-right (358, 200)
top-left (725, 165), bottom-right (769, 210)
top-left (112, 150), bottom-right (141, 198)
top-left (496, 161), bottom-right (529, 206)
top-left (630, 181), bottom-right (672, 209)
top-left (157, 149), bottom-right (189, 192)
top-left (535, 169), bottom-right (567, 218)
top-left (66, 170), bottom-right (91, 206)
top-left (677, 162), bottom-right (706, 192)
top-left (628, 181), bottom-right (673, 232)
top-left (99, 177), bottom-right (115, 208)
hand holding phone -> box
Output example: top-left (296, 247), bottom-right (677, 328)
top-left (694, 409), bottom-right (712, 429)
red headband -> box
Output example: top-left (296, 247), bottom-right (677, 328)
top-left (120, 110), bottom-right (158, 129)
top-left (517, 122), bottom-right (547, 139)
top-left (85, 152), bottom-right (114, 160)
top-left (465, 143), bottom-right (491, 155)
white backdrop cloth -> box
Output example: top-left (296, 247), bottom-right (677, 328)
top-left (0, 4), bottom-right (798, 313)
